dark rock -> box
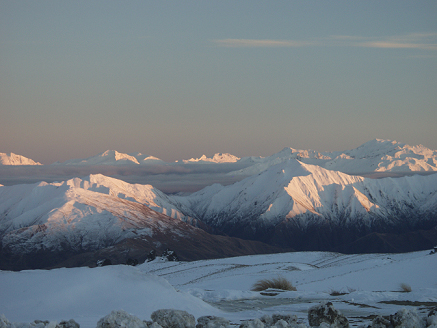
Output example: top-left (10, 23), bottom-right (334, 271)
top-left (96, 309), bottom-right (147, 328)
top-left (147, 250), bottom-right (157, 262)
top-left (368, 315), bottom-right (393, 328)
top-left (238, 319), bottom-right (264, 328)
top-left (151, 309), bottom-right (195, 328)
top-left (126, 258), bottom-right (139, 266)
top-left (161, 248), bottom-right (179, 262)
top-left (196, 315), bottom-right (230, 328)
top-left (308, 301), bottom-right (349, 328)
top-left (390, 309), bottom-right (425, 328)
top-left (96, 258), bottom-right (112, 267)
top-left (58, 319), bottom-right (80, 328)
top-left (259, 314), bottom-right (298, 326)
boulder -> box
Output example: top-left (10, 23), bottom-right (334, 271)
top-left (368, 316), bottom-right (392, 328)
top-left (126, 258), bottom-right (139, 266)
top-left (428, 307), bottom-right (437, 328)
top-left (0, 315), bottom-right (12, 328)
top-left (144, 323), bottom-right (163, 328)
top-left (239, 319), bottom-right (265, 328)
top-left (161, 249), bottom-right (179, 262)
top-left (96, 309), bottom-right (147, 328)
top-left (151, 309), bottom-right (195, 328)
top-left (308, 302), bottom-right (349, 328)
top-left (390, 309), bottom-right (425, 328)
top-left (147, 250), bottom-right (156, 262)
top-left (260, 314), bottom-right (300, 326)
top-left (96, 259), bottom-right (112, 267)
top-left (196, 316), bottom-right (230, 328)
top-left (57, 320), bottom-right (80, 328)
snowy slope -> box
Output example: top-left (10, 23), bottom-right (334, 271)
top-left (0, 174), bottom-right (197, 268)
top-left (177, 159), bottom-right (437, 250)
top-left (0, 174), bottom-right (190, 253)
top-left (1, 250), bottom-right (435, 328)
top-left (231, 139), bottom-right (437, 176)
top-left (0, 265), bottom-right (220, 327)
top-left (0, 152), bottom-right (41, 165)
top-left (0, 174), bottom-right (284, 270)
top-left (142, 250), bottom-right (437, 326)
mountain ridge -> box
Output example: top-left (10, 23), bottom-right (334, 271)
top-left (0, 174), bottom-right (283, 270)
top-left (0, 152), bottom-right (42, 165)
top-left (175, 159), bottom-right (437, 250)
top-left (2, 139), bottom-right (436, 174)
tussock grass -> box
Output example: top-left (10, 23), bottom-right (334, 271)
top-left (400, 283), bottom-right (412, 293)
top-left (251, 276), bottom-right (296, 292)
top-left (329, 289), bottom-right (348, 296)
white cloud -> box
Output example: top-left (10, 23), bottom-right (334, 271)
top-left (212, 38), bottom-right (318, 48)
top-left (212, 33), bottom-right (437, 51)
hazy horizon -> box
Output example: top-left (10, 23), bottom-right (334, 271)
top-left (1, 1), bottom-right (436, 164)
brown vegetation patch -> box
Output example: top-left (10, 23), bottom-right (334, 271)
top-left (251, 276), bottom-right (296, 292)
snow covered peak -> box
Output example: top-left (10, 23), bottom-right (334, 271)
top-left (53, 150), bottom-right (165, 166)
top-left (0, 152), bottom-right (42, 165)
top-left (231, 139), bottom-right (437, 176)
top-left (181, 153), bottom-right (240, 164)
top-left (343, 139), bottom-right (405, 159)
top-left (54, 150), bottom-right (140, 165)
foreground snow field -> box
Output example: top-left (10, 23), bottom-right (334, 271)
top-left (1, 250), bottom-right (436, 327)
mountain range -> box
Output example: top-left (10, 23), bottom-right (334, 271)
top-left (174, 159), bottom-right (437, 252)
top-left (1, 139), bottom-right (437, 270)
top-left (0, 174), bottom-right (282, 270)
top-left (0, 153), bottom-right (42, 166)
top-left (3, 139), bottom-right (437, 173)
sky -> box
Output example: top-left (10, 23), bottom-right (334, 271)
top-left (1, 1), bottom-right (436, 165)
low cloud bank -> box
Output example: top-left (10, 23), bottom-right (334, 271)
top-left (0, 163), bottom-right (250, 193)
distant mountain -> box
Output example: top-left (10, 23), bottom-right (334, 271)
top-left (0, 153), bottom-right (42, 165)
top-left (179, 153), bottom-right (241, 164)
top-left (31, 139), bottom-right (437, 175)
top-left (176, 159), bottom-right (437, 252)
top-left (230, 139), bottom-right (437, 176)
top-left (53, 150), bottom-right (165, 166)
top-left (0, 174), bottom-right (282, 270)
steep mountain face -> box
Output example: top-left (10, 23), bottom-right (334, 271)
top-left (0, 175), bottom-right (283, 270)
top-left (230, 139), bottom-right (437, 176)
top-left (0, 153), bottom-right (42, 165)
top-left (177, 160), bottom-right (437, 251)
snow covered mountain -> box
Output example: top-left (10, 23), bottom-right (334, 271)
top-left (0, 174), bottom-right (281, 270)
top-left (176, 159), bottom-right (437, 252)
top-left (230, 139), bottom-right (437, 176)
top-left (179, 153), bottom-right (241, 164)
top-left (0, 152), bottom-right (42, 165)
top-left (32, 139), bottom-right (437, 175)
top-left (53, 150), bottom-right (165, 165)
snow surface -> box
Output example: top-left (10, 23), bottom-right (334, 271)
top-left (1, 250), bottom-right (436, 327)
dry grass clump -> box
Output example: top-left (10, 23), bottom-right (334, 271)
top-left (329, 289), bottom-right (348, 296)
top-left (251, 276), bottom-right (296, 292)
top-left (400, 283), bottom-right (412, 293)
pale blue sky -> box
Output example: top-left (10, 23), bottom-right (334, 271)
top-left (1, 1), bottom-right (436, 164)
